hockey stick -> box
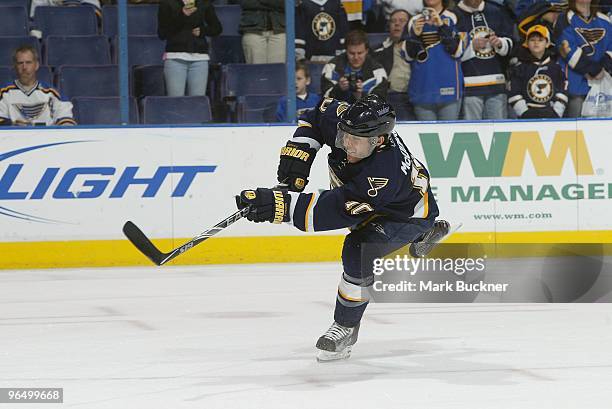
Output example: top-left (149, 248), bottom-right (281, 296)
top-left (123, 206), bottom-right (250, 266)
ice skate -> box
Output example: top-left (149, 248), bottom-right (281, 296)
top-left (316, 322), bottom-right (360, 362)
top-left (409, 220), bottom-right (451, 258)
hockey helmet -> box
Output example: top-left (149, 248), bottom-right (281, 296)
top-left (336, 94), bottom-right (396, 159)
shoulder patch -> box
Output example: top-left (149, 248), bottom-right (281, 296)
top-left (336, 102), bottom-right (349, 117)
top-left (367, 177), bottom-right (389, 197)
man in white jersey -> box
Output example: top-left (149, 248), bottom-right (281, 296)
top-left (0, 45), bottom-right (76, 127)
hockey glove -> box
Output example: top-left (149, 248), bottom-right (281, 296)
top-left (236, 188), bottom-right (291, 224)
top-left (277, 141), bottom-right (316, 192)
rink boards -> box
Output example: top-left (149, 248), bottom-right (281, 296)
top-left (0, 119), bottom-right (611, 268)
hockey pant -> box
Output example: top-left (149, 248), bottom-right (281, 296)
top-left (334, 216), bottom-right (435, 327)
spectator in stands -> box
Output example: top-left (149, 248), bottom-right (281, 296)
top-left (239, 0), bottom-right (286, 64)
top-left (508, 25), bottom-right (568, 118)
top-left (380, 0), bottom-right (423, 19)
top-left (555, 0), bottom-right (612, 117)
top-left (158, 0), bottom-right (222, 97)
top-left (404, 0), bottom-right (464, 120)
top-left (373, 9), bottom-right (411, 93)
top-left (453, 0), bottom-right (514, 120)
top-left (321, 29), bottom-right (389, 103)
top-left (30, 0), bottom-right (101, 19)
top-left (512, 0), bottom-right (567, 65)
top-left (0, 45), bottom-right (76, 126)
top-left (276, 62), bottom-right (321, 121)
top-left (295, 0), bottom-right (348, 62)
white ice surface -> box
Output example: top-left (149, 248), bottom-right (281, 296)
top-left (0, 262), bottom-right (611, 409)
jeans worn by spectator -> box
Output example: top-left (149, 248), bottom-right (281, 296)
top-left (462, 94), bottom-right (508, 120)
top-left (565, 96), bottom-right (585, 118)
top-left (242, 31), bottom-right (286, 64)
top-left (413, 101), bottom-right (461, 121)
top-left (163, 59), bottom-right (208, 96)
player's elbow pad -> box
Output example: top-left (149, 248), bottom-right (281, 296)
top-left (277, 141), bottom-right (317, 192)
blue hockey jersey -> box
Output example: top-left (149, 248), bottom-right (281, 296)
top-left (555, 10), bottom-right (612, 96)
top-left (275, 92), bottom-right (321, 122)
top-left (403, 9), bottom-right (465, 105)
top-left (284, 97), bottom-right (439, 232)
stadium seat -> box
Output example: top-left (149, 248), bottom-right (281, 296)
top-left (57, 65), bottom-right (118, 98)
top-left (209, 35), bottom-right (244, 65)
top-left (214, 5), bottom-right (241, 36)
top-left (45, 36), bottom-right (111, 66)
top-left (305, 61), bottom-right (324, 95)
top-left (142, 96), bottom-right (212, 124)
top-left (221, 63), bottom-right (286, 98)
top-left (367, 32), bottom-right (388, 50)
top-left (132, 65), bottom-right (165, 97)
top-left (0, 37), bottom-right (41, 66)
top-left (236, 94), bottom-right (281, 123)
top-left (387, 92), bottom-right (415, 121)
top-left (72, 96), bottom-right (139, 124)
top-left (0, 0), bottom-right (29, 7)
top-left (33, 6), bottom-right (98, 37)
top-left (0, 6), bottom-right (28, 36)
top-left (112, 36), bottom-right (165, 66)
top-left (103, 5), bottom-right (158, 36)
top-left (0, 65), bottom-right (53, 87)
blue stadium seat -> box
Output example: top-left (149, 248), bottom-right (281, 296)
top-left (387, 92), bottom-right (415, 121)
top-left (142, 96), bottom-right (212, 124)
top-left (132, 65), bottom-right (164, 97)
top-left (33, 6), bottom-right (98, 37)
top-left (72, 96), bottom-right (138, 124)
top-left (367, 32), bottom-right (388, 50)
top-left (236, 94), bottom-right (282, 123)
top-left (0, 0), bottom-right (29, 7)
top-left (305, 61), bottom-right (324, 94)
top-left (0, 6), bottom-right (28, 36)
top-left (214, 5), bottom-right (241, 36)
top-left (221, 63), bottom-right (286, 98)
top-left (45, 36), bottom-right (111, 66)
top-left (209, 35), bottom-right (244, 64)
top-left (0, 65), bottom-right (53, 87)
top-left (124, 36), bottom-right (165, 66)
top-left (0, 67), bottom-right (12, 86)
top-left (57, 65), bottom-right (118, 98)
top-left (103, 5), bottom-right (158, 36)
top-left (0, 37), bottom-right (41, 66)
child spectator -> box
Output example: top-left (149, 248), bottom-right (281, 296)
top-left (508, 25), bottom-right (568, 118)
top-left (276, 62), bottom-right (321, 121)
top-left (158, 0), bottom-right (222, 97)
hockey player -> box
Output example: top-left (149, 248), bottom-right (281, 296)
top-left (235, 94), bottom-right (450, 361)
top-left (509, 25), bottom-right (568, 118)
top-left (0, 45), bottom-right (76, 126)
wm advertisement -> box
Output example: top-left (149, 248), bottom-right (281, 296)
top-left (0, 120), bottom-right (610, 267)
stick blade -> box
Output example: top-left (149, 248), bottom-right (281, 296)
top-left (122, 221), bottom-right (166, 266)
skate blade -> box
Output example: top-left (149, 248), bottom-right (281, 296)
top-left (316, 346), bottom-right (352, 362)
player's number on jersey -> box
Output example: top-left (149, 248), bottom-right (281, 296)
top-left (410, 163), bottom-right (429, 196)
